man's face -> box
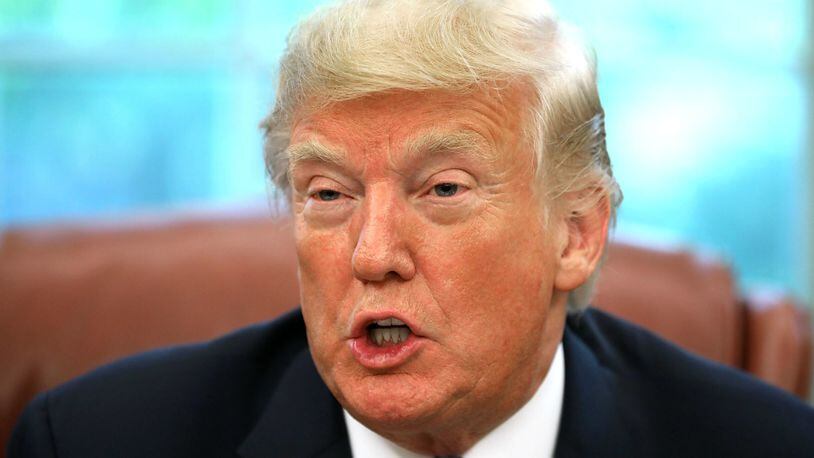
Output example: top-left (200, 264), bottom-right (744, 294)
top-left (289, 86), bottom-right (569, 438)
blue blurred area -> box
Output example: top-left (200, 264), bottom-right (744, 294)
top-left (0, 1), bottom-right (810, 300)
top-left (0, 0), bottom-right (324, 223)
top-left (1, 70), bottom-right (221, 219)
top-left (551, 0), bottom-right (811, 301)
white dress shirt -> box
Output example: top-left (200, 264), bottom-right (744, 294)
top-left (344, 343), bottom-right (565, 458)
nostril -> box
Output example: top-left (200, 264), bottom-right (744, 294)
top-left (351, 220), bottom-right (416, 282)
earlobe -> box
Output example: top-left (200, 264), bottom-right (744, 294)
top-left (553, 194), bottom-right (611, 292)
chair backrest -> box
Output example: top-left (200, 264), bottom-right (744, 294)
top-left (0, 207), bottom-right (299, 449)
top-left (592, 239), bottom-right (743, 367)
top-left (742, 289), bottom-right (812, 396)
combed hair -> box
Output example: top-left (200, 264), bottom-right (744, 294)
top-left (262, 0), bottom-right (623, 311)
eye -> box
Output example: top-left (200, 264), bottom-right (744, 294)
top-left (432, 183), bottom-right (459, 197)
top-left (315, 189), bottom-right (342, 201)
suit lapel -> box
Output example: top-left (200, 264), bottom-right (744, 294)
top-left (237, 347), bottom-right (352, 458)
top-left (554, 315), bottom-right (635, 457)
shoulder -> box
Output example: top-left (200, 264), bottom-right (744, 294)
top-left (8, 308), bottom-right (309, 458)
top-left (565, 308), bottom-right (814, 457)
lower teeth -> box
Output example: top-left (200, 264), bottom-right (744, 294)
top-left (369, 326), bottom-right (411, 346)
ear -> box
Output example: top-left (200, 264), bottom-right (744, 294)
top-left (554, 193), bottom-right (611, 292)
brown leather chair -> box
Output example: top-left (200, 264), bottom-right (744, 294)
top-left (742, 290), bottom-right (813, 396)
top-left (593, 239), bottom-right (744, 366)
top-left (592, 239), bottom-right (813, 396)
top-left (1, 206), bottom-right (811, 453)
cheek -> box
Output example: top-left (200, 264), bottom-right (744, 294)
top-left (295, 221), bottom-right (355, 336)
top-left (419, 213), bottom-right (554, 344)
top-left (297, 231), bottom-right (347, 291)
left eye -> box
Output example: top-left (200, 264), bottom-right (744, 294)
top-left (316, 189), bottom-right (342, 201)
top-left (432, 183), bottom-right (459, 197)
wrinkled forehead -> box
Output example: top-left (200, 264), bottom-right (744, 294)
top-left (286, 85), bottom-right (536, 171)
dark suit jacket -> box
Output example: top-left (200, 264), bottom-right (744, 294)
top-left (9, 308), bottom-right (814, 457)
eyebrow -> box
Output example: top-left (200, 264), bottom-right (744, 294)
top-left (285, 130), bottom-right (494, 176)
top-left (401, 130), bottom-right (494, 166)
top-left (286, 140), bottom-right (347, 174)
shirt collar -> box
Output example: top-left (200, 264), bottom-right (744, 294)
top-left (344, 343), bottom-right (565, 457)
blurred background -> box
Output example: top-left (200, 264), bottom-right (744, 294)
top-left (0, 0), bottom-right (811, 303)
top-left (2, 2), bottom-right (814, 447)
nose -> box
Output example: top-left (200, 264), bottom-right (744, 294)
top-left (351, 190), bottom-right (416, 282)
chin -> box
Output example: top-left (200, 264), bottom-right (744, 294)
top-left (340, 372), bottom-right (444, 430)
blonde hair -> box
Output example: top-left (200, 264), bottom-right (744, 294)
top-left (262, 0), bottom-right (622, 310)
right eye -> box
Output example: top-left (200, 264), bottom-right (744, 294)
top-left (432, 183), bottom-right (459, 197)
top-left (315, 189), bottom-right (342, 201)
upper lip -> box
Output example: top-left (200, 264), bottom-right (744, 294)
top-left (349, 310), bottom-right (423, 339)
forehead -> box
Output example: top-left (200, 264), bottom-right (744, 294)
top-left (287, 86), bottom-right (532, 166)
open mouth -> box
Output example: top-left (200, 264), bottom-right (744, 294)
top-left (349, 314), bottom-right (424, 369)
top-left (367, 318), bottom-right (413, 346)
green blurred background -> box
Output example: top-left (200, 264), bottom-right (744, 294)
top-left (0, 0), bottom-right (811, 302)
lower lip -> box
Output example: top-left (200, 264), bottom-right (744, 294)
top-left (348, 332), bottom-right (424, 369)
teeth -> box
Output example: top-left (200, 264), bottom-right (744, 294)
top-left (375, 317), bottom-right (406, 327)
top-left (369, 327), bottom-right (411, 346)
